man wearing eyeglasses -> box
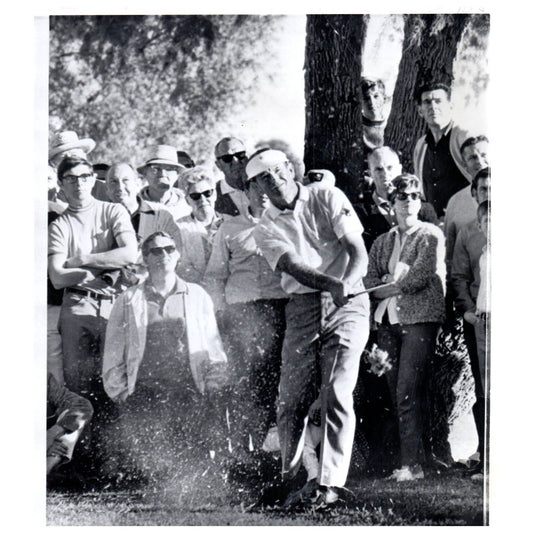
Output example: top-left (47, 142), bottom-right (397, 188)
top-left (138, 145), bottom-right (191, 222)
top-left (102, 231), bottom-right (228, 478)
top-left (48, 156), bottom-right (137, 434)
top-left (214, 137), bottom-right (250, 217)
top-left (174, 168), bottom-right (223, 284)
top-left (413, 82), bottom-right (471, 219)
top-left (248, 149), bottom-right (370, 508)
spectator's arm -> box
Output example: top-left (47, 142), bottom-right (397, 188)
top-left (203, 225), bottom-right (231, 311)
top-left (48, 253), bottom-right (96, 290)
top-left (451, 232), bottom-right (476, 313)
top-left (396, 230), bottom-right (445, 295)
top-left (65, 230), bottom-right (138, 269)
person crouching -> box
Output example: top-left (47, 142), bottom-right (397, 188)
top-left (102, 231), bottom-right (228, 485)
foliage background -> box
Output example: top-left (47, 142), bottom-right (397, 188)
top-left (49, 15), bottom-right (306, 168)
top-left (49, 15), bottom-right (488, 173)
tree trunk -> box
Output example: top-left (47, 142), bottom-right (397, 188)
top-left (385, 14), bottom-right (470, 172)
top-left (303, 15), bottom-right (368, 205)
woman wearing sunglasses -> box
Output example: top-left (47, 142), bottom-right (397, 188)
top-left (174, 167), bottom-right (223, 283)
top-left (364, 174), bottom-right (446, 482)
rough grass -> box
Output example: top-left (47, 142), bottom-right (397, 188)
top-left (47, 471), bottom-right (485, 526)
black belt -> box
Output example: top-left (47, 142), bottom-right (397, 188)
top-left (65, 287), bottom-right (115, 301)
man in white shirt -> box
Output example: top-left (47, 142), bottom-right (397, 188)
top-left (250, 149), bottom-right (370, 508)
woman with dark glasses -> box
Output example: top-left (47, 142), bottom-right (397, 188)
top-left (364, 174), bottom-right (446, 482)
top-left (174, 167), bottom-right (223, 283)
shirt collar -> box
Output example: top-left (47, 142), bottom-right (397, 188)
top-left (392, 220), bottom-right (422, 237)
top-left (219, 178), bottom-right (241, 195)
top-left (266, 182), bottom-right (309, 219)
top-left (140, 187), bottom-right (180, 206)
top-left (425, 120), bottom-right (453, 144)
top-left (145, 274), bottom-right (187, 301)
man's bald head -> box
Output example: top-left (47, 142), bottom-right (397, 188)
top-left (368, 147), bottom-right (403, 200)
top-left (106, 163), bottom-right (141, 213)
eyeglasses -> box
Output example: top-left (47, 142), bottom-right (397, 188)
top-left (396, 192), bottom-right (421, 201)
top-left (61, 173), bottom-right (93, 184)
top-left (148, 245), bottom-right (177, 256)
top-left (147, 164), bottom-right (177, 173)
top-left (217, 151), bottom-right (247, 164)
top-left (189, 189), bottom-right (214, 201)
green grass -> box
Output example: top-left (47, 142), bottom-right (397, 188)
top-left (47, 472), bottom-right (485, 526)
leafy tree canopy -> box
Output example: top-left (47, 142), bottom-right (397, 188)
top-left (50, 15), bottom-right (283, 166)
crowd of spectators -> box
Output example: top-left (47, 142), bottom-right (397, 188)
top-left (46, 79), bottom-right (490, 508)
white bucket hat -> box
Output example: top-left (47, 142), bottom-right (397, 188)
top-left (138, 145), bottom-right (185, 173)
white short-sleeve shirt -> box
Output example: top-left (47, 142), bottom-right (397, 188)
top-left (254, 183), bottom-right (364, 295)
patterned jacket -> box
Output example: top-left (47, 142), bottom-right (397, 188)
top-left (364, 222), bottom-right (446, 326)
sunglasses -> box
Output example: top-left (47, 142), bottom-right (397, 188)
top-left (189, 189), bottom-right (214, 201)
top-left (148, 245), bottom-right (177, 256)
top-left (396, 192), bottom-right (421, 201)
top-left (61, 173), bottom-right (93, 184)
top-left (217, 151), bottom-right (247, 164)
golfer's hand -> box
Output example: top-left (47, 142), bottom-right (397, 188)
top-left (329, 279), bottom-right (350, 307)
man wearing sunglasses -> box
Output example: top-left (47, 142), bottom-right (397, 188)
top-left (174, 168), bottom-right (223, 283)
top-left (102, 231), bottom-right (228, 479)
top-left (248, 149), bottom-right (370, 508)
top-left (214, 137), bottom-right (250, 217)
top-left (48, 156), bottom-right (138, 470)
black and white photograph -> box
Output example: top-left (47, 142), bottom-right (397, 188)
top-left (6, 1), bottom-right (526, 529)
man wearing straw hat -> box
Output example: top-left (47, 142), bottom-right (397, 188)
top-left (49, 130), bottom-right (96, 168)
top-left (137, 144), bottom-right (191, 222)
top-left (249, 148), bottom-right (369, 508)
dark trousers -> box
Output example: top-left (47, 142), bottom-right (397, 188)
top-left (463, 319), bottom-right (487, 463)
top-left (377, 321), bottom-right (439, 467)
top-left (58, 292), bottom-right (115, 473)
top-left (220, 298), bottom-right (288, 454)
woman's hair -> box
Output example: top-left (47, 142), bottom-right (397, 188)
top-left (177, 166), bottom-right (216, 195)
top-left (388, 173), bottom-right (421, 203)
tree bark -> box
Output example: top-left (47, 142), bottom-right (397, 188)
top-left (303, 15), bottom-right (368, 205)
top-left (385, 14), bottom-right (471, 172)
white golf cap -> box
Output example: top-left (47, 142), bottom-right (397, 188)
top-left (245, 149), bottom-right (288, 181)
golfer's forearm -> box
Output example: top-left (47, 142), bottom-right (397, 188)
top-left (277, 252), bottom-right (338, 293)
